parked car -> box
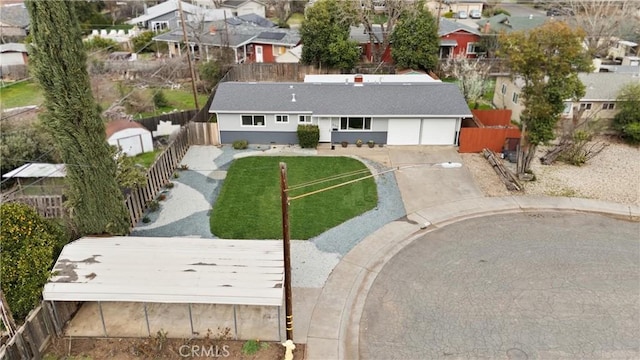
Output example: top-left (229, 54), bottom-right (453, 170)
top-left (469, 9), bottom-right (481, 19)
top-left (457, 10), bottom-right (468, 19)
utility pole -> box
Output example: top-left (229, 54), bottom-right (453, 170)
top-left (436, 0), bottom-right (443, 32)
top-left (178, 0), bottom-right (200, 109)
top-left (279, 162), bottom-right (293, 341)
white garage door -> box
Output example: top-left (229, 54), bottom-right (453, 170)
top-left (117, 135), bottom-right (144, 156)
top-left (420, 118), bottom-right (456, 145)
top-left (387, 119), bottom-right (421, 145)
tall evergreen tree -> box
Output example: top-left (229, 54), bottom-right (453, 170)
top-left (26, 0), bottom-right (130, 235)
top-left (390, 2), bottom-right (439, 71)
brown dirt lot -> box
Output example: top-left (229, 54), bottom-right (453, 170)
top-left (45, 337), bottom-right (305, 360)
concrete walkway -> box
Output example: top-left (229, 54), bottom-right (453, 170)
top-left (303, 196), bottom-right (640, 359)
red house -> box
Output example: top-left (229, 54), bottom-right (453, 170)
top-left (350, 25), bottom-right (393, 63)
top-left (246, 30), bottom-right (301, 63)
top-left (438, 18), bottom-right (482, 59)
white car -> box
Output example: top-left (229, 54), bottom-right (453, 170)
top-left (469, 9), bottom-right (481, 19)
top-left (457, 10), bottom-right (468, 19)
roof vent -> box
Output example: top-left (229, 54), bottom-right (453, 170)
top-left (528, 14), bottom-right (533, 19)
top-left (289, 85), bottom-right (294, 89)
top-left (291, 93), bottom-right (296, 102)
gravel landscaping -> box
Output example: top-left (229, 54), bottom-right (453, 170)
top-left (461, 137), bottom-right (639, 205)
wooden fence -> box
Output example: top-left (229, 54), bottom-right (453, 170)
top-left (1, 195), bottom-right (65, 219)
top-left (187, 122), bottom-right (219, 146)
top-left (0, 302), bottom-right (79, 360)
top-left (124, 125), bottom-right (190, 226)
top-left (459, 109), bottom-right (521, 153)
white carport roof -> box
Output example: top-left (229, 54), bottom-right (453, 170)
top-left (43, 237), bottom-right (284, 307)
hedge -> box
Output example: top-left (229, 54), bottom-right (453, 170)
top-left (297, 124), bottom-right (320, 148)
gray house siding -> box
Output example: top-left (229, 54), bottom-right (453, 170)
top-left (332, 131), bottom-right (387, 144)
top-left (220, 131), bottom-right (298, 145)
top-left (216, 113), bottom-right (312, 132)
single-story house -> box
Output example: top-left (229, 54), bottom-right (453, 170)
top-left (153, 14), bottom-right (299, 63)
top-left (349, 24), bottom-right (392, 63)
top-left (275, 44), bottom-right (302, 63)
top-left (493, 64), bottom-right (640, 122)
top-left (428, 0), bottom-right (485, 14)
top-left (477, 14), bottom-right (548, 34)
top-left (106, 119), bottom-right (154, 157)
top-left (0, 42), bottom-right (28, 66)
top-left (303, 74), bottom-right (441, 83)
top-left (127, 0), bottom-right (230, 32)
top-left (438, 18), bottom-right (482, 59)
top-left (0, 3), bottom-right (30, 42)
top-left (210, 79), bottom-right (472, 145)
top-left (219, 0), bottom-right (266, 18)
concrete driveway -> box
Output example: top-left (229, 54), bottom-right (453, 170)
top-left (319, 145), bottom-right (483, 215)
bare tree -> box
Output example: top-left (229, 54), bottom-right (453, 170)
top-left (566, 0), bottom-right (640, 58)
top-left (440, 54), bottom-right (491, 105)
top-left (358, 0), bottom-right (409, 65)
top-left (263, 0), bottom-right (291, 25)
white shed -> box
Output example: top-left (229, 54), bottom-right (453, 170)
top-left (105, 119), bottom-right (154, 156)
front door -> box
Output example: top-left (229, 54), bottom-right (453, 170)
top-left (255, 46), bottom-right (263, 63)
top-left (318, 117), bottom-right (331, 142)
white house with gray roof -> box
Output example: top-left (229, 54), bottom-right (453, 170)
top-left (210, 81), bottom-right (472, 145)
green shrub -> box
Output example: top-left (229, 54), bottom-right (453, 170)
top-left (0, 203), bottom-right (67, 321)
top-left (444, 11), bottom-right (455, 18)
top-left (84, 36), bottom-right (120, 51)
top-left (147, 200), bottom-right (160, 212)
top-left (297, 124), bottom-right (320, 148)
top-left (242, 339), bottom-right (268, 355)
top-left (483, 7), bottom-right (511, 17)
top-left (232, 139), bottom-right (249, 150)
top-left (622, 122), bottom-right (640, 144)
top-left (153, 90), bottom-right (170, 108)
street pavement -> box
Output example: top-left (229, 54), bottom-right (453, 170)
top-left (360, 212), bottom-right (640, 359)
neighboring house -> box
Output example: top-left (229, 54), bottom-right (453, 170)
top-left (0, 42), bottom-right (28, 65)
top-left (608, 40), bottom-right (639, 61)
top-left (106, 119), bottom-right (154, 157)
top-left (438, 18), bottom-right (482, 59)
top-left (493, 65), bottom-right (640, 122)
top-left (219, 0), bottom-right (266, 18)
top-left (210, 79), bottom-right (472, 145)
top-left (449, 0), bottom-right (485, 13)
top-left (275, 44), bottom-right (302, 63)
top-left (477, 14), bottom-right (547, 34)
top-left (349, 24), bottom-right (392, 63)
top-left (2, 163), bottom-right (66, 195)
top-left (126, 0), bottom-right (230, 32)
top-left (153, 14), bottom-right (299, 63)
top-left (0, 3), bottom-right (29, 42)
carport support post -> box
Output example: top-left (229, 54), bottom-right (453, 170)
top-left (98, 301), bottom-right (107, 337)
top-left (144, 304), bottom-right (150, 336)
top-left (233, 305), bottom-right (238, 340)
top-left (279, 162), bottom-right (293, 341)
top-left (188, 303), bottom-right (194, 335)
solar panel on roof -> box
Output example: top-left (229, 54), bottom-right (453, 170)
top-left (257, 32), bottom-right (286, 40)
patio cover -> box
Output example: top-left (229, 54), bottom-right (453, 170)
top-left (43, 237), bottom-right (284, 307)
top-left (2, 163), bottom-right (66, 179)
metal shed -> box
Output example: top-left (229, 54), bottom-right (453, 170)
top-left (43, 236), bottom-right (285, 340)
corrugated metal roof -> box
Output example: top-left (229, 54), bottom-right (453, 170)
top-left (210, 82), bottom-right (472, 117)
top-left (2, 163), bottom-right (66, 179)
top-left (43, 237), bottom-right (284, 306)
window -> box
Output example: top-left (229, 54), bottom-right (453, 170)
top-left (466, 42), bottom-right (478, 54)
top-left (579, 103), bottom-right (592, 110)
top-left (299, 115), bottom-right (312, 123)
top-left (501, 83), bottom-right (507, 95)
top-left (273, 46), bottom-right (286, 56)
top-left (340, 117), bottom-right (372, 130)
top-left (241, 115), bottom-right (265, 126)
top-left (602, 103), bottom-right (615, 110)
top-left (275, 114), bottom-right (289, 123)
top-left (512, 92), bottom-right (519, 104)
top-left (151, 21), bottom-right (168, 32)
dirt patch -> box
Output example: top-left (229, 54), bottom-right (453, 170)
top-left (45, 336), bottom-right (305, 360)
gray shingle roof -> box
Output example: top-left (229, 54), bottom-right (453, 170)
top-left (0, 4), bottom-right (30, 27)
top-left (438, 18), bottom-right (480, 36)
top-left (579, 72), bottom-right (640, 101)
top-left (477, 14), bottom-right (548, 33)
top-left (210, 82), bottom-right (472, 117)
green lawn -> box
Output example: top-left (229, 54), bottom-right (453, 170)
top-left (0, 80), bottom-right (44, 109)
top-left (287, 13), bottom-right (305, 26)
top-left (134, 150), bottom-right (161, 169)
top-left (211, 156), bottom-right (378, 240)
top-left (138, 89), bottom-right (209, 118)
